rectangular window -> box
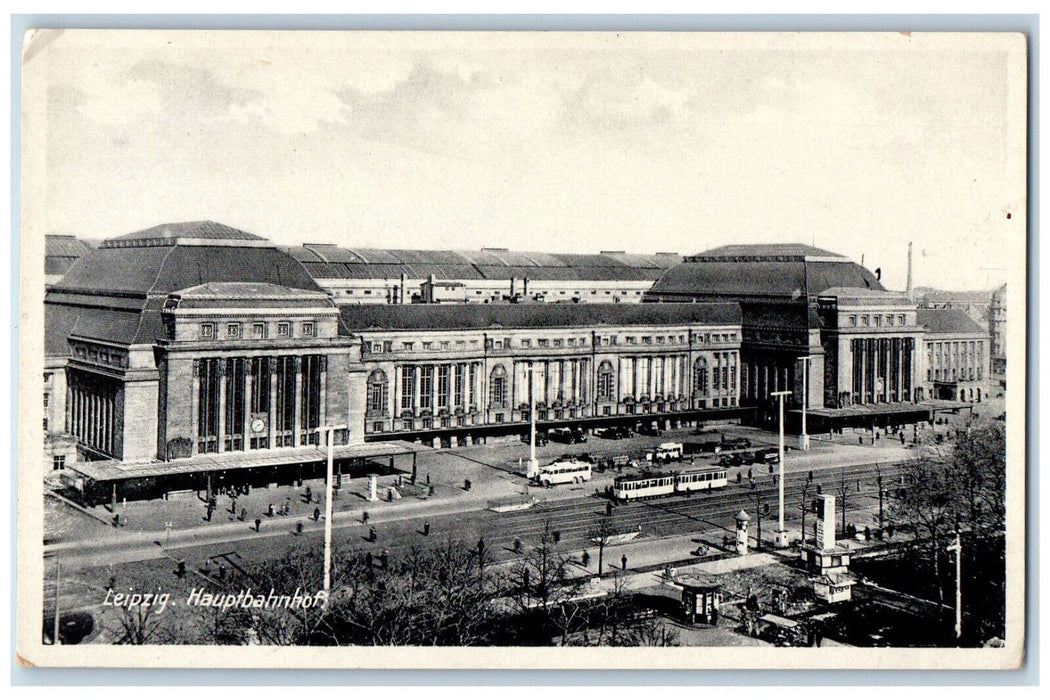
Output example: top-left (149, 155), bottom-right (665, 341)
top-left (437, 365), bottom-right (450, 408)
top-left (874, 316), bottom-right (882, 327)
top-left (43, 393), bottom-right (49, 409)
top-left (423, 342), bottom-right (433, 350)
top-left (538, 339), bottom-right (549, 348)
top-left (521, 339), bottom-right (532, 348)
top-left (642, 336), bottom-right (652, 345)
top-left (401, 367), bottom-right (415, 411)
top-left (200, 323), bottom-right (215, 339)
top-left (403, 342), bottom-right (415, 351)
top-left (568, 338), bottom-right (576, 347)
top-left (371, 342), bottom-right (382, 353)
top-left (252, 322), bottom-right (266, 339)
top-left (861, 315), bottom-right (869, 326)
top-left (440, 341), bottom-right (450, 351)
top-left (493, 340), bottom-right (503, 350)
top-left (301, 322), bottom-right (315, 337)
top-left (383, 341), bottom-right (393, 353)
top-left (53, 455), bottom-right (65, 470)
top-left (419, 366), bottom-right (434, 409)
top-left (898, 315), bottom-right (905, 325)
top-left (277, 322), bottom-right (290, 337)
top-left (226, 323), bottom-right (241, 339)
top-left (553, 339), bottom-right (563, 348)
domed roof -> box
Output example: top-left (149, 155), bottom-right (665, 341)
top-left (45, 222), bottom-right (324, 354)
top-left (101, 220), bottom-right (266, 248)
top-left (645, 243), bottom-right (882, 302)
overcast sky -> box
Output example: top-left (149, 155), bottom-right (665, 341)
top-left (27, 30), bottom-right (1026, 291)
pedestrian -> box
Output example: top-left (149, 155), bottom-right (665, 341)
top-left (748, 468), bottom-right (753, 480)
top-left (380, 550), bottom-right (389, 569)
top-left (314, 507), bottom-right (321, 521)
top-left (240, 507), bottom-right (247, 522)
top-left (369, 526), bottom-right (377, 542)
top-left (423, 521), bottom-right (431, 536)
top-left (900, 433), bottom-right (906, 445)
top-left (362, 510), bottom-right (370, 524)
top-left (606, 501), bottom-right (613, 516)
top-left (581, 551), bottom-right (590, 567)
top-left (513, 538), bottom-right (522, 553)
top-left (230, 495), bottom-right (237, 514)
top-left (305, 486), bottom-right (312, 502)
top-left (768, 463), bottom-right (774, 475)
top-left (218, 564), bottom-right (227, 581)
top-left (268, 503), bottom-right (275, 517)
top-left (621, 554), bottom-right (628, 571)
top-left (255, 517), bottom-right (262, 532)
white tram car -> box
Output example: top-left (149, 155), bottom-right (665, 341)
top-left (612, 466), bottom-right (728, 502)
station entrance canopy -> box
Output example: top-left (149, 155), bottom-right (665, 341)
top-left (63, 441), bottom-right (418, 507)
top-left (791, 400), bottom-right (973, 433)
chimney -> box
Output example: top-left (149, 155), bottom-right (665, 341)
top-left (906, 242), bottom-right (914, 301)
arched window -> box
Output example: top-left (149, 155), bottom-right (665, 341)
top-left (489, 365), bottom-right (508, 407)
top-left (693, 357), bottom-right (709, 395)
top-left (367, 369), bottom-right (388, 415)
top-left (597, 361), bottom-right (615, 401)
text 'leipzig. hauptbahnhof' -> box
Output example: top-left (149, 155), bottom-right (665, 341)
top-left (43, 221), bottom-right (998, 504)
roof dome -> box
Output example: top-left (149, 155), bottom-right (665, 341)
top-left (645, 243), bottom-right (882, 302)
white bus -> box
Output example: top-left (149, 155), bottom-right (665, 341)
top-left (646, 442), bottom-right (684, 462)
top-left (538, 459), bottom-right (592, 486)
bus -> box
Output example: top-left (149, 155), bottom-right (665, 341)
top-left (537, 459), bottom-right (592, 486)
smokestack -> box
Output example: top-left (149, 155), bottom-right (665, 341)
top-left (906, 242), bottom-right (914, 301)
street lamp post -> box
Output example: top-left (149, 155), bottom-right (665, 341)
top-left (799, 355), bottom-right (813, 451)
top-left (771, 390), bottom-right (792, 548)
top-left (317, 424), bottom-right (348, 610)
top-left (526, 361), bottom-right (539, 480)
top-left (947, 532), bottom-right (963, 642)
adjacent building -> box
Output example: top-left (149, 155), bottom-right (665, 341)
top-left (990, 283), bottom-right (1007, 390)
top-left (918, 308), bottom-right (991, 403)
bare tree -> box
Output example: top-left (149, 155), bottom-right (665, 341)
top-left (588, 513), bottom-right (617, 579)
top-left (798, 472), bottom-right (815, 547)
top-left (747, 478), bottom-right (770, 550)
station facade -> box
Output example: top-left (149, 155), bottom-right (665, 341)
top-left (43, 223), bottom-right (993, 477)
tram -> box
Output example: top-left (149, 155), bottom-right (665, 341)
top-left (612, 466), bottom-right (728, 502)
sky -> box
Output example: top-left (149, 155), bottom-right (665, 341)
top-left (25, 30), bottom-right (1027, 292)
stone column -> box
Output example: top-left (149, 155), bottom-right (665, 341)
top-left (318, 356), bottom-right (328, 434)
top-left (243, 358), bottom-right (253, 450)
top-left (217, 360), bottom-right (227, 453)
top-left (858, 342), bottom-right (866, 404)
top-left (292, 357), bottom-right (302, 448)
top-left (413, 365), bottom-right (421, 415)
top-left (268, 358), bottom-right (278, 449)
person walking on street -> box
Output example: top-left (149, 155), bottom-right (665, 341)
top-left (621, 554), bottom-right (628, 571)
top-left (362, 510), bottom-right (370, 524)
top-left (369, 526), bottom-right (377, 542)
top-left (255, 517), bottom-right (262, 532)
top-left (423, 521), bottom-right (431, 536)
top-left (313, 507), bottom-right (321, 521)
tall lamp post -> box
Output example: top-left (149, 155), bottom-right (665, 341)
top-left (947, 532), bottom-right (963, 642)
top-left (317, 423), bottom-right (348, 609)
top-left (799, 355), bottom-right (813, 451)
top-left (771, 390), bottom-right (792, 548)
top-left (526, 361), bottom-right (539, 480)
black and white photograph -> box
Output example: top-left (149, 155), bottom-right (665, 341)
top-left (16, 29), bottom-right (1027, 669)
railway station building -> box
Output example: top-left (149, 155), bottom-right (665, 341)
top-left (43, 223), bottom-right (991, 495)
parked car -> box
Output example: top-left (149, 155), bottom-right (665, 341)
top-left (596, 426), bottom-right (632, 440)
top-left (692, 440), bottom-right (723, 454)
top-left (522, 431), bottom-right (549, 446)
top-left (753, 448), bottom-right (780, 464)
top-left (720, 436), bottom-right (752, 450)
top-left (636, 422), bottom-right (663, 437)
top-left (550, 426), bottom-right (587, 444)
top-left (719, 452), bottom-right (747, 467)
